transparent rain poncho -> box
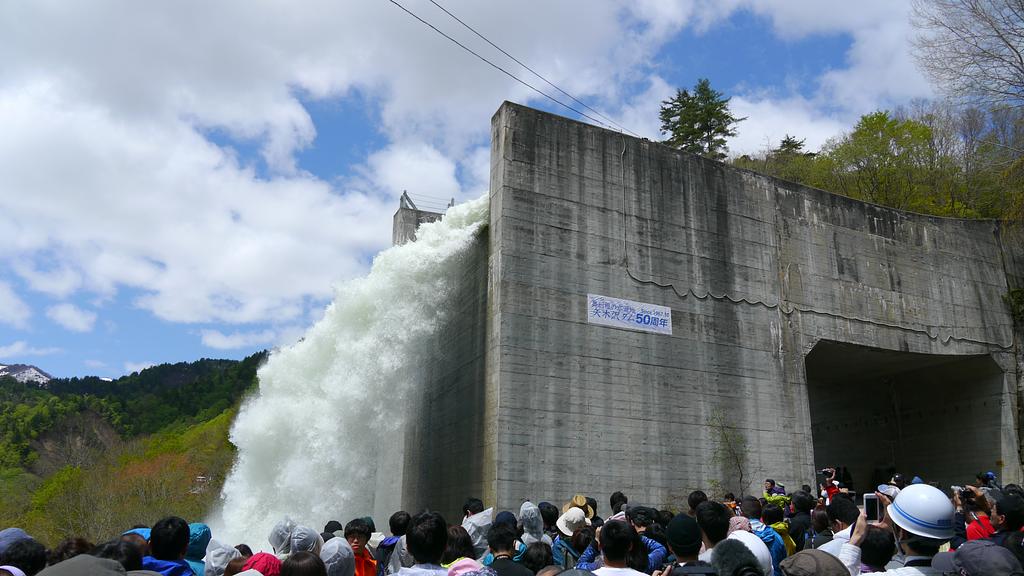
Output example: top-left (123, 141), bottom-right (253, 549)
top-left (269, 517), bottom-right (297, 554)
top-left (519, 502), bottom-right (551, 546)
top-left (461, 508), bottom-right (493, 561)
top-left (321, 536), bottom-right (356, 576)
top-left (204, 538), bottom-right (241, 576)
top-left (290, 524), bottom-right (325, 557)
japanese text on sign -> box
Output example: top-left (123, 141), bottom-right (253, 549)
top-left (586, 294), bottom-right (672, 335)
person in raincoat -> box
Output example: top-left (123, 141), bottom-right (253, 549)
top-left (186, 524), bottom-right (212, 576)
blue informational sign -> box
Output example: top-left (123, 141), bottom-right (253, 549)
top-left (586, 294), bottom-right (672, 335)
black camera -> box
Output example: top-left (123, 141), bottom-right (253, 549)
top-left (952, 486), bottom-right (976, 506)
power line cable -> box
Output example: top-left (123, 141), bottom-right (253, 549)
top-left (425, 0), bottom-right (640, 137)
top-left (385, 0), bottom-right (631, 135)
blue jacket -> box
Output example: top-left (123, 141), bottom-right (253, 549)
top-left (575, 536), bottom-right (667, 574)
top-left (750, 520), bottom-right (786, 575)
top-left (551, 537), bottom-right (580, 569)
top-left (142, 556), bottom-right (195, 576)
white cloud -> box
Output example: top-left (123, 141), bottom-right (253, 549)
top-left (46, 303), bottom-right (97, 332)
top-left (201, 328), bottom-right (278, 350)
top-left (0, 341), bottom-right (60, 359)
top-left (84, 359), bottom-right (107, 369)
top-left (0, 0), bottom-right (936, 345)
top-left (0, 1), bottom-right (688, 333)
top-left (123, 361), bottom-right (155, 375)
top-left (11, 260), bottom-right (82, 298)
top-left (0, 281), bottom-right (31, 329)
top-left (729, 96), bottom-right (848, 155)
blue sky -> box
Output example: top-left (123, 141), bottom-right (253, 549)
top-left (0, 0), bottom-right (932, 378)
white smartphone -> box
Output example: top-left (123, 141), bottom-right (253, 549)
top-left (864, 493), bottom-right (880, 521)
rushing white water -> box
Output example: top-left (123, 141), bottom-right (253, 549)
top-left (211, 193), bottom-right (489, 547)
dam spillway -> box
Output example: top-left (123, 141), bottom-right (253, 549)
top-left (398, 101), bottom-right (1023, 518)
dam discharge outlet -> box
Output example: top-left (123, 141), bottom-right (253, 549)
top-left (213, 193), bottom-right (488, 546)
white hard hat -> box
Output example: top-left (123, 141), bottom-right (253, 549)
top-left (888, 483), bottom-right (955, 540)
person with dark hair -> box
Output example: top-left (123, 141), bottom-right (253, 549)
top-left (346, 518), bottom-right (378, 576)
top-left (224, 557), bottom-right (247, 576)
top-left (816, 495), bottom-right (858, 557)
top-left (538, 503), bottom-right (560, 542)
top-left (807, 510), bottom-right (832, 550)
top-left (787, 492), bottom-right (814, 552)
top-left (761, 505), bottom-right (793, 557)
top-left (687, 492), bottom-right (708, 518)
top-left (610, 493), bottom-right (628, 515)
top-left (326, 521), bottom-right (345, 535)
top-left (721, 494), bottom-right (738, 516)
top-left (282, 550), bottom-right (328, 576)
top-left (464, 499), bottom-right (485, 520)
top-left (0, 538), bottom-right (46, 576)
top-left (235, 544), bottom-right (253, 558)
top-left (377, 511), bottom-right (412, 576)
top-left (121, 532), bottom-right (150, 558)
top-left (763, 480), bottom-right (785, 497)
top-left (92, 540), bottom-right (144, 571)
top-left (47, 538), bottom-right (92, 566)
top-left (857, 526), bottom-right (895, 572)
top-left (592, 521), bottom-right (645, 576)
top-left (623, 507), bottom-right (668, 572)
top-left (654, 514), bottom-right (714, 575)
top-left (143, 516), bottom-right (193, 576)
top-left (487, 525), bottom-right (531, 576)
top-left (739, 497), bottom-right (784, 574)
top-left (656, 511), bottom-right (673, 531)
top-left (395, 511), bottom-right (448, 576)
top-left (462, 499), bottom-right (492, 561)
top-left (390, 513), bottom-right (412, 538)
top-left (585, 498), bottom-right (603, 526)
top-left (985, 491), bottom-right (1024, 548)
top-left (694, 501), bottom-right (731, 560)
top-left (521, 542), bottom-right (554, 575)
top-left (708, 539), bottom-right (762, 576)
top-left (569, 527), bottom-right (594, 567)
top-left (441, 526), bottom-right (476, 566)
top-left (642, 524), bottom-right (666, 549)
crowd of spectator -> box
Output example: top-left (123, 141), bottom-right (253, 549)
top-left (3, 471), bottom-right (1024, 576)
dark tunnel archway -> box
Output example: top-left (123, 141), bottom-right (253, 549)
top-left (804, 340), bottom-right (1007, 496)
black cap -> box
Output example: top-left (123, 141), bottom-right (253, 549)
top-left (666, 514), bottom-right (702, 557)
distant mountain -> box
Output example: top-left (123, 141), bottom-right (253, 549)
top-left (0, 363), bottom-right (53, 385)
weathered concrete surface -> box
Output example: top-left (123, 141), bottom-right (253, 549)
top-left (400, 101), bottom-right (1022, 518)
top-left (484, 102), bottom-right (1021, 511)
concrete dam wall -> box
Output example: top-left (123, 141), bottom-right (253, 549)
top-left (401, 102), bottom-right (1023, 518)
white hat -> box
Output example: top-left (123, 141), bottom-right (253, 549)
top-left (556, 507), bottom-right (587, 537)
top-left (888, 484), bottom-right (955, 540)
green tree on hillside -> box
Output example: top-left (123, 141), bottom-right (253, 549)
top-left (820, 111), bottom-right (935, 211)
top-left (659, 78), bottom-right (746, 160)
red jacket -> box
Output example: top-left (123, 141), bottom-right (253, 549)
top-left (967, 516), bottom-right (995, 540)
top-left (354, 546), bottom-right (378, 576)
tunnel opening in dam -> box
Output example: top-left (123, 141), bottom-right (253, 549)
top-left (805, 340), bottom-right (1007, 496)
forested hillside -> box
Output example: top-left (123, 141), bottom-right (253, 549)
top-left (0, 351), bottom-right (266, 544)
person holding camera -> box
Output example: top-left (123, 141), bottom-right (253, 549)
top-left (951, 486), bottom-right (994, 549)
top-left (818, 468), bottom-right (840, 505)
